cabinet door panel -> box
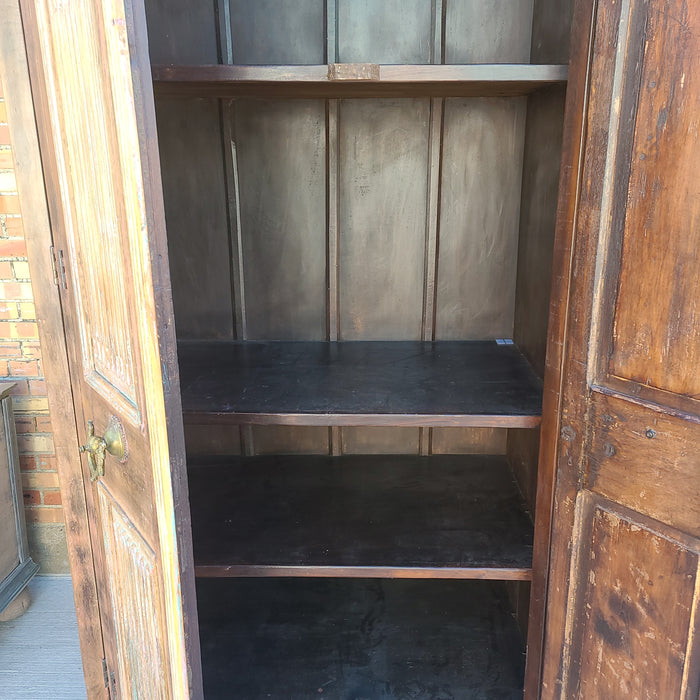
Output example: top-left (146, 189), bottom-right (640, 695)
top-left (540, 0), bottom-right (700, 697)
top-left (21, 0), bottom-right (200, 695)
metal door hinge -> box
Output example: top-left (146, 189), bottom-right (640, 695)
top-left (102, 658), bottom-right (109, 688)
top-left (50, 246), bottom-right (67, 290)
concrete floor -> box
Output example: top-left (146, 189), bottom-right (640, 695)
top-left (0, 575), bottom-right (86, 699)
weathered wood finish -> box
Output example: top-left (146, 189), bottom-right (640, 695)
top-left (144, 0), bottom-right (219, 65)
top-left (0, 3), bottom-right (105, 692)
top-left (198, 578), bottom-right (526, 698)
top-left (189, 454), bottom-right (534, 579)
top-left (152, 63), bottom-right (569, 98)
top-left (155, 98), bottom-right (233, 340)
top-left (444, 0), bottom-right (533, 63)
top-left (231, 98), bottom-right (327, 340)
top-left (228, 0), bottom-right (325, 65)
top-left (339, 98), bottom-right (429, 340)
top-left (20, 0), bottom-right (201, 696)
top-left (337, 0), bottom-right (433, 64)
top-left (541, 0), bottom-right (700, 696)
top-left (436, 97), bottom-right (526, 340)
top-left (178, 341), bottom-right (543, 427)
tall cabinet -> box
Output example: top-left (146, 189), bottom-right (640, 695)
top-left (145, 1), bottom-right (573, 695)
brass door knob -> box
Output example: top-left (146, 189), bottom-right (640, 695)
top-left (80, 416), bottom-right (128, 482)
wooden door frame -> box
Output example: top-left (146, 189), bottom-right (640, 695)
top-left (523, 0), bottom-right (596, 696)
top-left (0, 1), bottom-right (106, 695)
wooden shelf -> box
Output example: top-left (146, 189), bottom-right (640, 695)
top-left (153, 63), bottom-right (568, 98)
top-left (178, 340), bottom-right (543, 427)
top-left (189, 454), bottom-right (533, 579)
top-left (197, 578), bottom-right (526, 698)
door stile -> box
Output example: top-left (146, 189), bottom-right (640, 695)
top-left (523, 0), bottom-right (596, 695)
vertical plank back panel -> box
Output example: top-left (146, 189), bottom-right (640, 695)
top-left (252, 426), bottom-right (331, 455)
top-left (337, 98), bottom-right (430, 453)
top-left (144, 0), bottom-right (220, 64)
top-left (337, 0), bottom-right (433, 64)
top-left (338, 98), bottom-right (430, 342)
top-left (156, 98), bottom-right (234, 340)
top-left (340, 427), bottom-right (421, 455)
top-left (530, 0), bottom-right (575, 64)
top-left (436, 97), bottom-right (526, 341)
top-left (432, 428), bottom-right (508, 455)
top-left (229, 0), bottom-right (325, 65)
top-left (444, 0), bottom-right (534, 63)
top-left (231, 98), bottom-right (327, 341)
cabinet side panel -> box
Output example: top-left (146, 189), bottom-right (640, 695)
top-left (444, 0), bottom-right (533, 63)
top-left (229, 0), bottom-right (325, 65)
top-left (512, 86), bottom-right (566, 378)
top-left (232, 98), bottom-right (327, 341)
top-left (436, 97), bottom-right (526, 341)
top-left (0, 412), bottom-right (19, 575)
top-left (337, 0), bottom-right (433, 64)
top-left (156, 98), bottom-right (234, 340)
top-left (145, 0), bottom-right (219, 64)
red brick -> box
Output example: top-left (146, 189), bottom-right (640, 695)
top-left (0, 194), bottom-right (20, 214)
top-left (21, 342), bottom-right (42, 359)
top-left (23, 489), bottom-right (41, 505)
top-left (0, 125), bottom-right (9, 146)
top-left (0, 303), bottom-right (18, 320)
top-left (42, 490), bottom-right (62, 506)
top-left (0, 262), bottom-right (13, 279)
top-left (3, 217), bottom-right (23, 237)
top-left (0, 322), bottom-right (37, 340)
top-left (0, 283), bottom-right (21, 299)
top-left (19, 455), bottom-right (36, 471)
top-left (14, 416), bottom-right (35, 433)
top-left (8, 380), bottom-right (28, 395)
top-left (0, 341), bottom-right (20, 357)
top-left (0, 238), bottom-right (27, 258)
top-left (35, 455), bottom-right (57, 471)
top-left (35, 416), bottom-right (53, 432)
top-left (9, 359), bottom-right (39, 376)
top-left (29, 379), bottom-right (46, 395)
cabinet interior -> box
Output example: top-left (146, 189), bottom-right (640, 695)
top-left (145, 1), bottom-right (573, 695)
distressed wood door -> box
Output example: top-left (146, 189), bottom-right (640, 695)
top-left (19, 0), bottom-right (201, 697)
top-left (539, 0), bottom-right (700, 696)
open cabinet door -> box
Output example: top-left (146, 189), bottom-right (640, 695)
top-left (540, 0), bottom-right (700, 696)
top-left (19, 0), bottom-right (201, 697)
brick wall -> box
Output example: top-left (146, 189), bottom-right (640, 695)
top-left (0, 78), bottom-right (67, 571)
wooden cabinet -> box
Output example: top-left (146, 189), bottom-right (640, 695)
top-left (11, 0), bottom-right (700, 696)
top-left (144, 2), bottom-right (572, 696)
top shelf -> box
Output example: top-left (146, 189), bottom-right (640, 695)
top-left (152, 63), bottom-right (568, 98)
top-left (178, 340), bottom-right (542, 428)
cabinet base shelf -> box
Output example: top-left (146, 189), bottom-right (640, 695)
top-left (198, 578), bottom-right (526, 699)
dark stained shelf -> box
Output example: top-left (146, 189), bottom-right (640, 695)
top-left (198, 577), bottom-right (526, 699)
top-left (178, 341), bottom-right (543, 428)
top-left (189, 454), bottom-right (533, 579)
top-left (153, 63), bottom-right (568, 98)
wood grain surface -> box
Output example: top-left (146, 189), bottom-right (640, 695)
top-left (178, 341), bottom-right (543, 426)
top-left (189, 454), bottom-right (533, 578)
